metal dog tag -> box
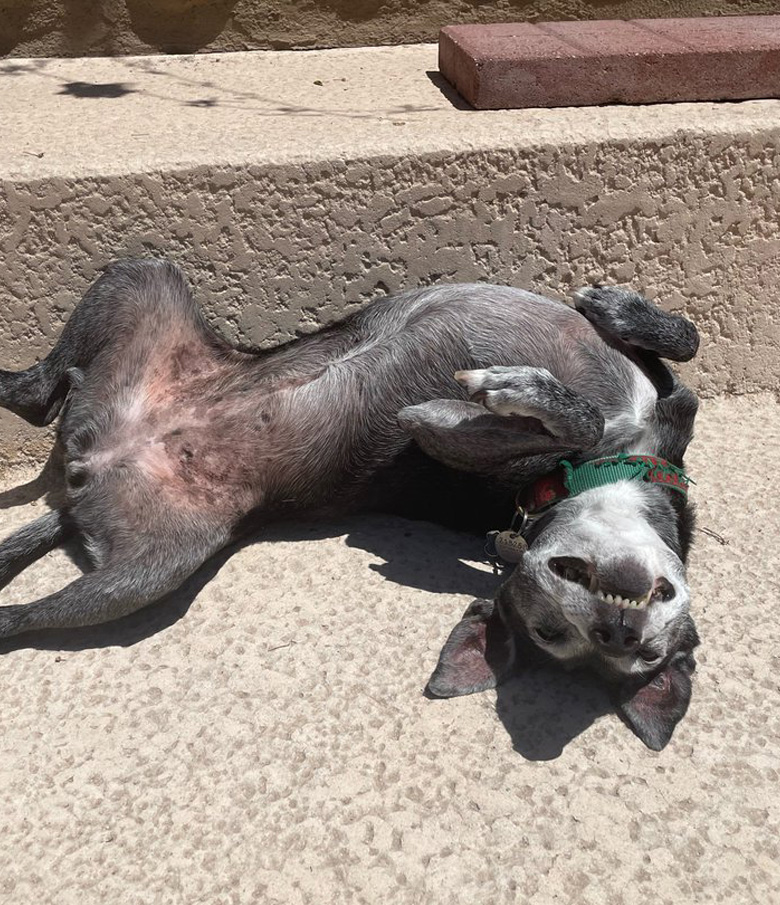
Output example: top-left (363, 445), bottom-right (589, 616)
top-left (494, 530), bottom-right (528, 563)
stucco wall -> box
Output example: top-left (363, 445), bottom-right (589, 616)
top-left (2, 46), bottom-right (780, 471)
top-left (4, 139), bottom-right (780, 469)
top-left (2, 0), bottom-right (779, 57)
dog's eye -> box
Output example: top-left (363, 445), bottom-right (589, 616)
top-left (638, 648), bottom-right (662, 664)
top-left (533, 626), bottom-right (566, 644)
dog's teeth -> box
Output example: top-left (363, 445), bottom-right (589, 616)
top-left (605, 593), bottom-right (614, 604)
top-left (614, 594), bottom-right (625, 607)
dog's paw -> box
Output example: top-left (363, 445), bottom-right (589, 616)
top-left (454, 366), bottom-right (557, 417)
top-left (572, 285), bottom-right (647, 332)
top-left (574, 285), bottom-right (699, 362)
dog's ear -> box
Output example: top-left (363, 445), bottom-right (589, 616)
top-left (426, 598), bottom-right (516, 697)
top-left (617, 648), bottom-right (697, 751)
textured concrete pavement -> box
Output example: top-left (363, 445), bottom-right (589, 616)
top-left (0, 393), bottom-right (778, 904)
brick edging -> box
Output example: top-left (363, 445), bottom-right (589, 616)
top-left (439, 16), bottom-right (780, 109)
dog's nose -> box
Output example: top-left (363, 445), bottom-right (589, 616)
top-left (590, 623), bottom-right (641, 655)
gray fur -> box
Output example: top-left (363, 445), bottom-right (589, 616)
top-left (574, 285), bottom-right (700, 362)
top-left (0, 510), bottom-right (68, 590)
top-left (0, 261), bottom-right (701, 747)
top-left (399, 366), bottom-right (605, 472)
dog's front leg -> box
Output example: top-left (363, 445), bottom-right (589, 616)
top-left (398, 366), bottom-right (604, 473)
top-left (574, 285), bottom-right (699, 362)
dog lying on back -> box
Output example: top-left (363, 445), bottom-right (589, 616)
top-left (0, 259), bottom-right (700, 749)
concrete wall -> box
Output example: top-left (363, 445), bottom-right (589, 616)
top-left (4, 145), bottom-right (780, 470)
top-left (2, 46), bottom-right (780, 471)
top-left (2, 0), bottom-right (779, 57)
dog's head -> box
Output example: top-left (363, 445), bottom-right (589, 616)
top-left (427, 482), bottom-right (699, 750)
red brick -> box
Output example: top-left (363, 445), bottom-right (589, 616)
top-left (439, 16), bottom-right (780, 109)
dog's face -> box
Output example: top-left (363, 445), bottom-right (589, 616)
top-left (427, 484), bottom-right (699, 750)
top-left (510, 483), bottom-right (693, 676)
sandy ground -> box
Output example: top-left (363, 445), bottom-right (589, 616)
top-left (0, 394), bottom-right (778, 904)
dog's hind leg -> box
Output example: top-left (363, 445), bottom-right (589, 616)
top-left (0, 258), bottom-right (213, 426)
top-left (573, 286), bottom-right (700, 362)
top-left (0, 510), bottom-right (70, 592)
top-left (0, 539), bottom-right (217, 640)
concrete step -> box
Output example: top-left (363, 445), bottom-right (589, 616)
top-left (3, 44), bottom-right (780, 470)
top-left (0, 393), bottom-right (778, 903)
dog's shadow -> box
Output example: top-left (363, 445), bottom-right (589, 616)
top-left (0, 464), bottom-right (609, 758)
top-left (492, 668), bottom-right (611, 760)
top-left (0, 444), bottom-right (67, 510)
top-left (342, 519), bottom-right (612, 758)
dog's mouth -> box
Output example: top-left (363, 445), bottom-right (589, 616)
top-left (548, 557), bottom-right (674, 610)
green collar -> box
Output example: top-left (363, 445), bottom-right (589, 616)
top-left (486, 454), bottom-right (693, 568)
top-left (524, 454), bottom-right (693, 514)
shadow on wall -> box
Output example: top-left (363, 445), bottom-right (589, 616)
top-left (126, 0), bottom-right (241, 53)
top-left (0, 0), bottom-right (241, 55)
top-left (1, 0), bottom-right (120, 56)
top-left (314, 0), bottom-right (383, 22)
top-left (5, 0), bottom-right (780, 57)
top-left (0, 0), bottom-right (32, 56)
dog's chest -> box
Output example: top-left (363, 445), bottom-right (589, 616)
top-left (598, 364), bottom-right (659, 454)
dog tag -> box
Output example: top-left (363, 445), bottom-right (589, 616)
top-left (494, 530), bottom-right (528, 563)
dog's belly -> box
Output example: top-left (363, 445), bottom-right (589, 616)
top-left (74, 412), bottom-right (262, 516)
top-left (64, 347), bottom-right (286, 516)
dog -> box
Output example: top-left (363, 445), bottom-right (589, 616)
top-left (0, 259), bottom-right (700, 749)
